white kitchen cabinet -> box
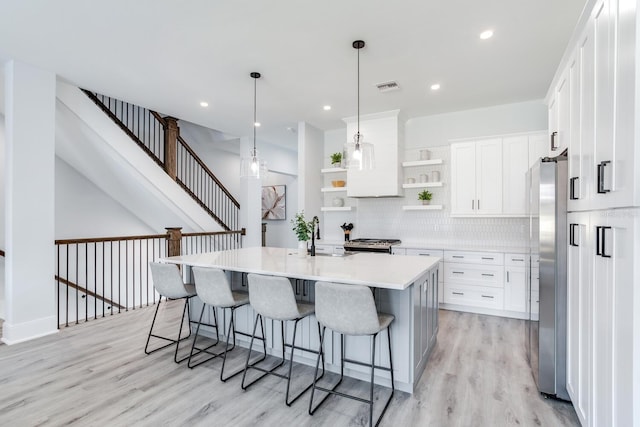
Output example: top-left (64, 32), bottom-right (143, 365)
top-left (443, 250), bottom-right (506, 312)
top-left (504, 253), bottom-right (526, 313)
top-left (451, 138), bottom-right (502, 215)
top-left (502, 136), bottom-right (530, 216)
top-left (566, 212), bottom-right (592, 426)
top-left (528, 133), bottom-right (548, 168)
top-left (405, 248), bottom-right (444, 304)
top-left (450, 141), bottom-right (476, 215)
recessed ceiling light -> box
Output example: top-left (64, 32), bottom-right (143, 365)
top-left (200, 101), bottom-right (209, 107)
top-left (254, 122), bottom-right (261, 127)
top-left (323, 105), bottom-right (332, 111)
top-left (480, 30), bottom-right (494, 40)
top-left (430, 83), bottom-right (441, 91)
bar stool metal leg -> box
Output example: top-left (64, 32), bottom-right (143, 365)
top-left (144, 297), bottom-right (194, 363)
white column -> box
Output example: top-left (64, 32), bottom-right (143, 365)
top-left (3, 60), bottom-right (57, 344)
top-left (239, 136), bottom-right (262, 247)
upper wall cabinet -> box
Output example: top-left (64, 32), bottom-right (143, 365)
top-left (451, 138), bottom-right (502, 216)
top-left (344, 110), bottom-right (403, 198)
top-left (452, 131), bottom-right (546, 217)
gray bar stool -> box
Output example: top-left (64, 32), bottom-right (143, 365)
top-left (309, 281), bottom-right (395, 427)
top-left (241, 273), bottom-right (325, 406)
top-left (188, 267), bottom-right (267, 381)
top-left (146, 262), bottom-right (217, 363)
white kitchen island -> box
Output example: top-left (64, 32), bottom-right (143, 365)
top-left (163, 247), bottom-right (440, 393)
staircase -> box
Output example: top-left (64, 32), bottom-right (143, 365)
top-left (82, 90), bottom-right (240, 231)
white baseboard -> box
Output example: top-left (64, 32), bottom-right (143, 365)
top-left (1, 315), bottom-right (58, 345)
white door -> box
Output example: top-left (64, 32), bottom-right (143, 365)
top-left (451, 142), bottom-right (476, 215)
top-left (475, 139), bottom-right (503, 215)
top-left (555, 71), bottom-right (570, 154)
top-left (528, 133), bottom-right (548, 169)
top-left (548, 96), bottom-right (558, 157)
top-left (502, 136), bottom-right (529, 216)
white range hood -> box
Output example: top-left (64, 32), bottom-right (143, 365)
top-left (344, 109), bottom-right (404, 197)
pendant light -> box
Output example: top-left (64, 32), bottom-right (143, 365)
top-left (345, 40), bottom-right (374, 171)
top-left (240, 72), bottom-right (265, 178)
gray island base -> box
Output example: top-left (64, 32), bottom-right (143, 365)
top-left (163, 247), bottom-right (440, 393)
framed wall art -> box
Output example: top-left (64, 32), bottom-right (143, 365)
top-left (261, 185), bottom-right (286, 220)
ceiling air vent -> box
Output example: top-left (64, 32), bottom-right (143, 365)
top-left (375, 81), bottom-right (400, 92)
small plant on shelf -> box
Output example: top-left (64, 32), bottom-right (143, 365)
top-left (330, 152), bottom-right (343, 167)
top-left (418, 189), bottom-right (433, 205)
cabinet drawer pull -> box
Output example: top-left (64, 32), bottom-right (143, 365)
top-left (511, 258), bottom-right (524, 262)
top-left (597, 160), bottom-right (612, 194)
top-left (481, 273), bottom-right (494, 277)
top-left (481, 295), bottom-right (494, 299)
top-left (481, 257), bottom-right (494, 260)
top-left (550, 131), bottom-right (558, 151)
top-left (419, 253), bottom-right (431, 256)
top-left (452, 292), bottom-right (464, 296)
top-left (452, 255), bottom-right (464, 258)
top-left (507, 271), bottom-right (510, 282)
top-left (452, 271), bottom-right (465, 274)
top-left (569, 177), bottom-right (579, 200)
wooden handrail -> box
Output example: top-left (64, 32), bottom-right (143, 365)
top-left (177, 135), bottom-right (240, 208)
top-left (55, 275), bottom-right (125, 310)
top-left (55, 229), bottom-right (243, 245)
top-left (82, 90), bottom-right (164, 169)
top-left (150, 111), bottom-right (168, 127)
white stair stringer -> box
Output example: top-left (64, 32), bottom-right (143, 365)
top-left (56, 82), bottom-right (223, 233)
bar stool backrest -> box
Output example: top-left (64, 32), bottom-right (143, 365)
top-left (247, 274), bottom-right (300, 320)
top-left (149, 262), bottom-right (192, 299)
top-left (192, 267), bottom-right (234, 307)
top-left (315, 281), bottom-right (381, 336)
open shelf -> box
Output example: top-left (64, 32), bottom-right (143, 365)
top-left (402, 182), bottom-right (443, 189)
top-left (321, 206), bottom-right (354, 212)
top-left (321, 187), bottom-right (347, 193)
top-left (402, 205), bottom-right (443, 211)
top-left (321, 167), bottom-right (347, 174)
top-left (402, 159), bottom-right (443, 167)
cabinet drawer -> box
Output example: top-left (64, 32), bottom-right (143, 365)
top-left (505, 253), bottom-right (527, 267)
top-left (334, 246), bottom-right (345, 255)
top-left (444, 251), bottom-right (504, 265)
top-left (406, 248), bottom-right (444, 258)
top-left (531, 267), bottom-right (540, 292)
top-left (391, 247), bottom-right (406, 255)
top-left (531, 254), bottom-right (540, 266)
top-left (444, 263), bottom-right (504, 288)
top-left (531, 290), bottom-right (540, 314)
top-left (444, 284), bottom-right (504, 310)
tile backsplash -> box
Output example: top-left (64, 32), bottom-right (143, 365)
top-left (322, 145), bottom-right (528, 249)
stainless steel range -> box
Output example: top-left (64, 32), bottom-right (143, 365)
top-left (344, 238), bottom-right (401, 254)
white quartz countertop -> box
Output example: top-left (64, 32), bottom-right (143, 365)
top-left (162, 247), bottom-right (440, 290)
top-left (397, 243), bottom-right (529, 254)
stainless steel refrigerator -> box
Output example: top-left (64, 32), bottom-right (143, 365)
top-left (526, 156), bottom-right (569, 401)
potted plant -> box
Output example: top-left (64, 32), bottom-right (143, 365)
top-left (291, 211), bottom-right (313, 256)
top-left (418, 189), bottom-right (433, 205)
top-left (330, 152), bottom-right (343, 167)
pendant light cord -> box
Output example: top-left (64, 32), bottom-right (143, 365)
top-left (357, 42), bottom-right (360, 140)
top-left (253, 76), bottom-right (257, 152)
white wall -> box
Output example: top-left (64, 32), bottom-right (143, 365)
top-left (405, 99), bottom-right (548, 148)
top-left (55, 157), bottom-right (154, 239)
top-left (320, 100), bottom-right (547, 248)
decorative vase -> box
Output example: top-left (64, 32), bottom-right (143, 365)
top-left (332, 162), bottom-right (341, 168)
top-left (298, 241), bottom-right (308, 257)
top-left (422, 200), bottom-right (431, 205)
top-left (332, 197), bottom-right (344, 207)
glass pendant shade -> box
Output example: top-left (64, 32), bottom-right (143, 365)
top-left (240, 148), bottom-right (261, 178)
top-left (344, 133), bottom-right (374, 170)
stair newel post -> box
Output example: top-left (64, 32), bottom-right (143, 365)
top-left (163, 116), bottom-right (179, 180)
top-left (165, 227), bottom-right (183, 258)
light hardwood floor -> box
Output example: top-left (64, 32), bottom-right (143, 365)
top-left (0, 302), bottom-right (579, 426)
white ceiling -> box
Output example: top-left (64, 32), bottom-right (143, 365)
top-left (0, 0), bottom-right (587, 150)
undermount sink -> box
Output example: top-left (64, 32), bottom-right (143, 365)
top-left (311, 252), bottom-right (352, 257)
